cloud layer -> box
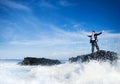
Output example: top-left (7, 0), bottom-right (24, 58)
top-left (0, 0), bottom-right (30, 10)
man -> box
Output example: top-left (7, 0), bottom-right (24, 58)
top-left (88, 30), bottom-right (104, 53)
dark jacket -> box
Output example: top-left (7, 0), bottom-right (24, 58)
top-left (88, 32), bottom-right (102, 43)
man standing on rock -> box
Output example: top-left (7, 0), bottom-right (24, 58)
top-left (88, 30), bottom-right (104, 53)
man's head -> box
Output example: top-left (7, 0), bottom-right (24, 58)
top-left (92, 30), bottom-right (95, 33)
top-left (92, 30), bottom-right (95, 35)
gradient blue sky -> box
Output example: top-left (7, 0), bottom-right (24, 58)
top-left (0, 0), bottom-right (120, 59)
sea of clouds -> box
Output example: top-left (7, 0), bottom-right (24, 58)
top-left (0, 59), bottom-right (120, 84)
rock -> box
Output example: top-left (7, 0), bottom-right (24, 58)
top-left (20, 57), bottom-right (61, 65)
top-left (69, 50), bottom-right (118, 63)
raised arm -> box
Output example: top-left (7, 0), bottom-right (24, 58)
top-left (87, 35), bottom-right (91, 37)
top-left (95, 32), bottom-right (102, 36)
top-left (95, 30), bottom-right (104, 36)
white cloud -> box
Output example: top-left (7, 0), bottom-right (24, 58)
top-left (1, 20), bottom-right (120, 58)
top-left (8, 26), bottom-right (120, 55)
top-left (73, 24), bottom-right (80, 28)
top-left (10, 39), bottom-right (80, 46)
top-left (7, 22), bottom-right (120, 47)
top-left (38, 0), bottom-right (75, 9)
top-left (7, 23), bottom-right (88, 46)
top-left (102, 32), bottom-right (120, 39)
top-left (59, 0), bottom-right (76, 6)
top-left (1, 13), bottom-right (120, 58)
top-left (1, 17), bottom-right (120, 50)
top-left (0, 0), bottom-right (30, 10)
top-left (39, 0), bottom-right (58, 9)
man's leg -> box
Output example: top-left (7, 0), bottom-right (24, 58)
top-left (91, 43), bottom-right (94, 53)
top-left (95, 42), bottom-right (99, 51)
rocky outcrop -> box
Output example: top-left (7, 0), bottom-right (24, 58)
top-left (20, 57), bottom-right (61, 65)
top-left (69, 50), bottom-right (118, 63)
top-left (19, 50), bottom-right (118, 66)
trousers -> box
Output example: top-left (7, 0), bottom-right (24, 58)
top-left (91, 40), bottom-right (99, 53)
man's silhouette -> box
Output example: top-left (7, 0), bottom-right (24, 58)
top-left (88, 31), bottom-right (104, 53)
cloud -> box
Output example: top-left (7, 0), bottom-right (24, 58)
top-left (73, 24), bottom-right (80, 28)
top-left (39, 0), bottom-right (58, 9)
top-left (8, 27), bottom-right (82, 46)
top-left (1, 18), bottom-right (120, 58)
top-left (38, 0), bottom-right (76, 9)
top-left (7, 23), bottom-right (89, 46)
top-left (8, 26), bottom-right (120, 55)
top-left (9, 39), bottom-right (80, 46)
top-left (0, 0), bottom-right (30, 10)
top-left (59, 0), bottom-right (76, 6)
top-left (1, 16), bottom-right (120, 49)
top-left (102, 32), bottom-right (120, 39)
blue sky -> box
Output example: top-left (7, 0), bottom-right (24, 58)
top-left (0, 0), bottom-right (120, 59)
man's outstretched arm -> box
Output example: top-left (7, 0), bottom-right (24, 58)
top-left (87, 35), bottom-right (91, 37)
top-left (96, 30), bottom-right (104, 36)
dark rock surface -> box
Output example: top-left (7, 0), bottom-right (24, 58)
top-left (20, 57), bottom-right (61, 65)
top-left (69, 50), bottom-right (118, 63)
